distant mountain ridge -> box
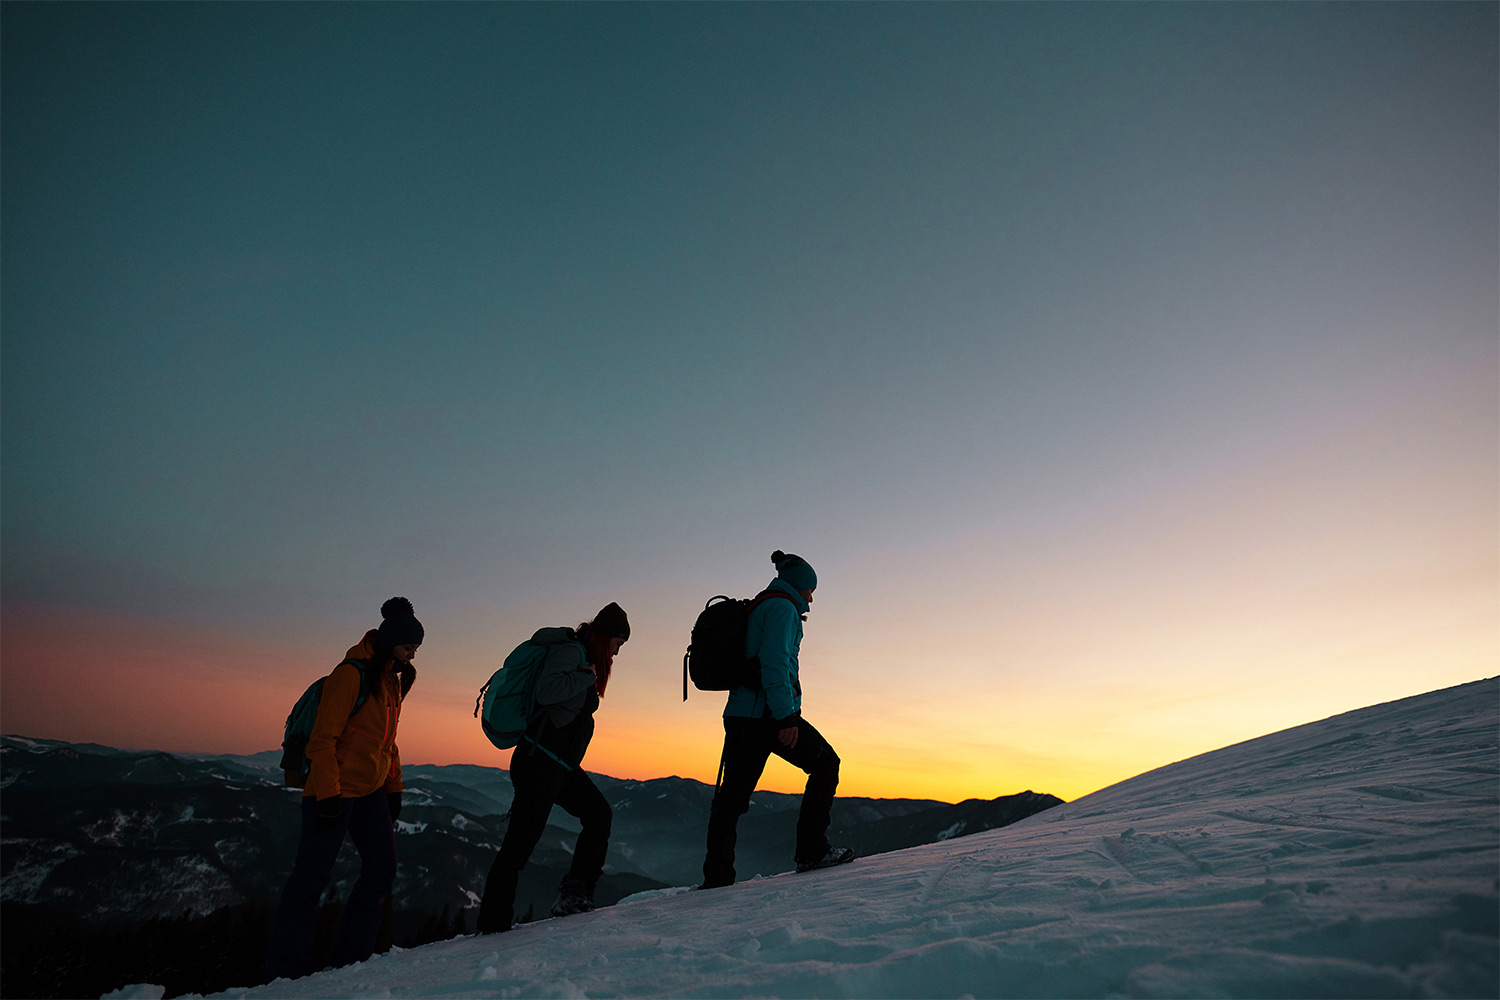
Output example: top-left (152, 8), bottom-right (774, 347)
top-left (0, 735), bottom-right (1062, 931)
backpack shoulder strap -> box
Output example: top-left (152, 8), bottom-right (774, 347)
top-left (335, 658), bottom-right (374, 715)
top-left (748, 589), bottom-right (803, 619)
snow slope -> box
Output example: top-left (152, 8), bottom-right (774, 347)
top-left (116, 678), bottom-right (1497, 999)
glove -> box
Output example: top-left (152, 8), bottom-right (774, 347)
top-left (388, 791), bottom-right (403, 824)
top-left (774, 715), bottom-right (801, 750)
top-left (315, 797), bottom-right (344, 830)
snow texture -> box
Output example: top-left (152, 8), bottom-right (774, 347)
top-left (133, 679), bottom-right (1497, 999)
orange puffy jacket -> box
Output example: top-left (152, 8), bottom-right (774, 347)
top-left (303, 629), bottom-right (406, 800)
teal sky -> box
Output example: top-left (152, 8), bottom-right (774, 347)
top-left (3, 3), bottom-right (1496, 798)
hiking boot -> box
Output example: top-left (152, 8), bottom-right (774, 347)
top-left (795, 845), bottom-right (856, 873)
top-left (475, 912), bottom-right (513, 935)
top-left (551, 892), bottom-right (596, 917)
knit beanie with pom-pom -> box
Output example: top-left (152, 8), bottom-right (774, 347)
top-left (772, 550), bottom-right (817, 592)
top-left (376, 596), bottom-right (425, 647)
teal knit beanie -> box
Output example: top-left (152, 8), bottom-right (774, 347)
top-left (772, 550), bottom-right (817, 592)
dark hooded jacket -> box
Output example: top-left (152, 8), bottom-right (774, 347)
top-left (524, 627), bottom-right (600, 767)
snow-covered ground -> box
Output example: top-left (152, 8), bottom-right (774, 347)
top-left (113, 678), bottom-right (1497, 999)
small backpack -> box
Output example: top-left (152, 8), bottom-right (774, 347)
top-left (279, 659), bottom-right (373, 788)
top-left (475, 640), bottom-right (558, 750)
top-left (682, 590), bottom-right (797, 700)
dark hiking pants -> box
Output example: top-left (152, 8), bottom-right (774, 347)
top-left (265, 790), bottom-right (396, 982)
top-left (702, 715), bottom-right (841, 888)
top-left (477, 748), bottom-right (612, 931)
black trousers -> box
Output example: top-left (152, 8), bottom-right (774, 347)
top-left (702, 715), bottom-right (840, 887)
top-left (477, 746), bottom-right (612, 931)
top-left (264, 791), bottom-right (396, 981)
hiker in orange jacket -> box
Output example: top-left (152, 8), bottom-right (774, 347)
top-left (265, 597), bottom-right (422, 982)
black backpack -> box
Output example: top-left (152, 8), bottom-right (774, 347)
top-left (682, 590), bottom-right (797, 700)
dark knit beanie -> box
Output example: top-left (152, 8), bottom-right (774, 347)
top-left (376, 596), bottom-right (425, 647)
top-left (592, 601), bottom-right (630, 641)
top-left (772, 550), bottom-right (817, 592)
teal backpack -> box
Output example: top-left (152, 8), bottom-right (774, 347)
top-left (475, 635), bottom-right (585, 751)
top-left (474, 642), bottom-right (550, 750)
top-left (279, 659), bottom-right (373, 788)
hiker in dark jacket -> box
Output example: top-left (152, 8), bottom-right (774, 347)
top-left (265, 597), bottom-right (421, 982)
top-left (476, 602), bottom-right (630, 933)
top-left (701, 551), bottom-right (853, 889)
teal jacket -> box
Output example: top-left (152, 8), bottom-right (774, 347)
top-left (724, 578), bottom-right (808, 723)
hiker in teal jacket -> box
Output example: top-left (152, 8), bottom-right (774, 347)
top-left (723, 574), bottom-right (806, 725)
top-left (476, 602), bottom-right (629, 934)
top-left (702, 551), bottom-right (853, 889)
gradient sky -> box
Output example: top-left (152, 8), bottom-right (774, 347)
top-left (3, 2), bottom-right (1496, 803)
